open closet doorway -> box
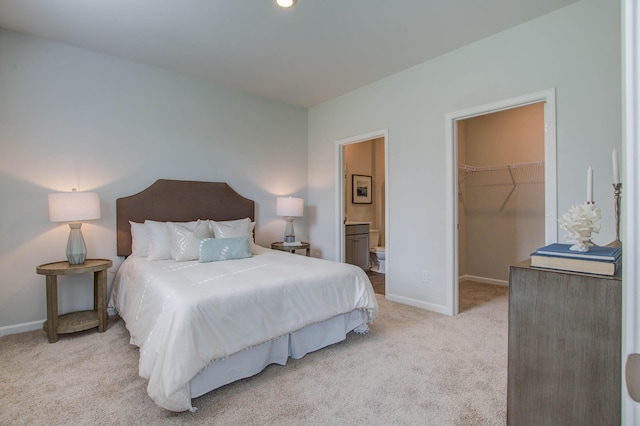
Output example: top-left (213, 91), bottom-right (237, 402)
top-left (445, 89), bottom-right (557, 316)
top-left (337, 129), bottom-right (389, 296)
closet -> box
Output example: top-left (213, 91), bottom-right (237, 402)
top-left (457, 103), bottom-right (545, 286)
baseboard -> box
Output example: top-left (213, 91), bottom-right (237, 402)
top-left (459, 274), bottom-right (508, 287)
top-left (0, 320), bottom-right (44, 337)
top-left (386, 294), bottom-right (450, 316)
top-left (1, 308), bottom-right (119, 338)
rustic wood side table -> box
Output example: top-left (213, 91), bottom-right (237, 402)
top-left (36, 259), bottom-right (112, 343)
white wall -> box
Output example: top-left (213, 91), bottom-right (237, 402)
top-left (307, 0), bottom-right (621, 312)
top-left (0, 29), bottom-right (308, 332)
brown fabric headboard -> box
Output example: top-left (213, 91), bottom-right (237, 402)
top-left (116, 179), bottom-right (255, 257)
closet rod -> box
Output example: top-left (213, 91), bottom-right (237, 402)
top-left (458, 161), bottom-right (543, 173)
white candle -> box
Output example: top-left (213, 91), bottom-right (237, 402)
top-left (612, 148), bottom-right (620, 184)
top-left (587, 165), bottom-right (593, 203)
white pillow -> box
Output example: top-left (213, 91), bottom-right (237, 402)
top-left (145, 220), bottom-right (171, 260)
top-left (210, 218), bottom-right (258, 252)
top-left (209, 217), bottom-right (249, 238)
top-left (167, 220), bottom-right (211, 261)
top-left (249, 221), bottom-right (258, 249)
top-left (130, 221), bottom-right (149, 257)
top-left (145, 220), bottom-right (201, 261)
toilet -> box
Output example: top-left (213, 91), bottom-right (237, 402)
top-left (369, 229), bottom-right (386, 273)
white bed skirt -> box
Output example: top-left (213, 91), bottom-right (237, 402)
top-left (190, 309), bottom-right (368, 399)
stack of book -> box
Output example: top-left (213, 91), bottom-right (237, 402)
top-left (530, 243), bottom-right (622, 276)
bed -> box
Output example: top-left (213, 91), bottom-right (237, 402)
top-left (109, 179), bottom-right (378, 412)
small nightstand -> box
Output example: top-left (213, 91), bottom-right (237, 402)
top-left (271, 242), bottom-right (311, 257)
top-left (36, 259), bottom-right (112, 343)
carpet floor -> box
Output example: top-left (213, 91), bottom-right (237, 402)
top-left (0, 281), bottom-right (508, 425)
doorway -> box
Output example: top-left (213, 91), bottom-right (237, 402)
top-left (336, 129), bottom-right (389, 296)
top-left (445, 89), bottom-right (557, 315)
top-left (457, 103), bottom-right (545, 311)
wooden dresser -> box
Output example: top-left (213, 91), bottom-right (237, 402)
top-left (507, 260), bottom-right (621, 425)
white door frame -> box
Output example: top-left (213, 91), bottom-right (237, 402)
top-left (445, 89), bottom-right (557, 316)
top-left (335, 129), bottom-right (389, 280)
top-left (622, 0), bottom-right (640, 421)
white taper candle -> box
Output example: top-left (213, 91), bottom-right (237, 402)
top-left (587, 165), bottom-right (593, 203)
top-left (612, 148), bottom-right (620, 184)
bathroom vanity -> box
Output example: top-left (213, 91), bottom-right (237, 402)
top-left (345, 222), bottom-right (370, 270)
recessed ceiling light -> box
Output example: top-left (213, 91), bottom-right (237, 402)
top-left (275, 0), bottom-right (297, 8)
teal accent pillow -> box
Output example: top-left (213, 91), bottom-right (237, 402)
top-left (199, 237), bottom-right (252, 263)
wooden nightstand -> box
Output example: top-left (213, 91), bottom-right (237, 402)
top-left (36, 259), bottom-right (112, 343)
top-left (271, 242), bottom-right (311, 256)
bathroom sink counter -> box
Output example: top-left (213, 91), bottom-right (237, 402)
top-left (345, 223), bottom-right (370, 270)
top-left (344, 222), bottom-right (385, 273)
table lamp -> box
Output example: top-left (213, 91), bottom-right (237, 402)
top-left (48, 190), bottom-right (101, 265)
top-left (276, 197), bottom-right (303, 244)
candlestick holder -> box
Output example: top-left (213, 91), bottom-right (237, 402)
top-left (607, 183), bottom-right (622, 248)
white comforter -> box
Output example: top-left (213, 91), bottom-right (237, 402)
top-left (109, 247), bottom-right (378, 412)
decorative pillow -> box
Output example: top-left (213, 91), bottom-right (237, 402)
top-left (250, 221), bottom-right (256, 237)
top-left (145, 220), bottom-right (198, 261)
top-left (167, 220), bottom-right (211, 261)
top-left (199, 237), bottom-right (252, 263)
top-left (210, 218), bottom-right (259, 251)
top-left (209, 217), bottom-right (251, 238)
top-left (130, 221), bottom-right (149, 257)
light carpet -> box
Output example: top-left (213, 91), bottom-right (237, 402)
top-left (0, 283), bottom-right (508, 425)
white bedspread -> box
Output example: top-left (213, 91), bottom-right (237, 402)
top-left (109, 247), bottom-right (378, 412)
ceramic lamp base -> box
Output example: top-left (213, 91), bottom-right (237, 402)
top-left (66, 222), bottom-right (87, 265)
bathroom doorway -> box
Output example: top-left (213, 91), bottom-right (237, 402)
top-left (337, 129), bottom-right (388, 296)
top-left (445, 89), bottom-right (557, 315)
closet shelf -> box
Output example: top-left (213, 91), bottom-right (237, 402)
top-left (458, 161), bottom-right (544, 188)
top-left (458, 161), bottom-right (543, 173)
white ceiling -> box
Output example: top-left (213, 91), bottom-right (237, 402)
top-left (0, 0), bottom-right (579, 108)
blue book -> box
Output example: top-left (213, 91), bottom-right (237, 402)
top-left (534, 243), bottom-right (621, 262)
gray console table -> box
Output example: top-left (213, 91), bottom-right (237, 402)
top-left (507, 260), bottom-right (621, 425)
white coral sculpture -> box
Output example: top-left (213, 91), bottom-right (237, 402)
top-left (558, 203), bottom-right (602, 252)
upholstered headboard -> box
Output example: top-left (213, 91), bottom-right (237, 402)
top-left (116, 179), bottom-right (255, 257)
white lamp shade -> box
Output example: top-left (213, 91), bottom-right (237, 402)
top-left (276, 197), bottom-right (303, 217)
top-left (48, 192), bottom-right (101, 222)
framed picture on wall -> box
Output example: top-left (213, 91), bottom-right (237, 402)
top-left (352, 174), bottom-right (372, 204)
